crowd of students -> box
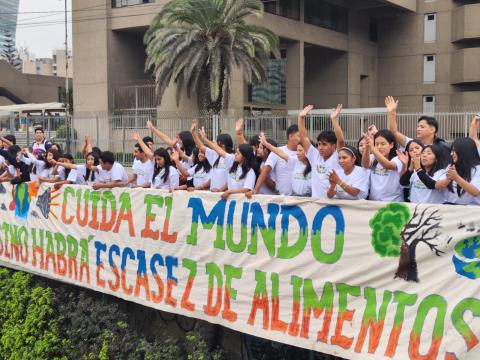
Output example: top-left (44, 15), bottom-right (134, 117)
top-left (1, 96), bottom-right (480, 206)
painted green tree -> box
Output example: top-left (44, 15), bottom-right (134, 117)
top-left (144, 0), bottom-right (279, 114)
top-left (369, 203), bottom-right (447, 282)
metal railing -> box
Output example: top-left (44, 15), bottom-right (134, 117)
top-left (1, 109), bottom-right (478, 166)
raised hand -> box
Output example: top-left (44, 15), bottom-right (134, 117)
top-left (235, 118), bottom-right (244, 134)
top-left (131, 132), bottom-right (141, 142)
top-left (367, 124), bottom-right (378, 136)
top-left (299, 105), bottom-right (314, 118)
top-left (412, 154), bottom-right (421, 170)
top-left (146, 119), bottom-right (154, 130)
top-left (191, 119), bottom-right (197, 133)
top-left (170, 151), bottom-right (180, 162)
top-left (329, 170), bottom-right (340, 185)
top-left (258, 132), bottom-right (267, 146)
top-left (331, 104), bottom-right (342, 120)
top-left (447, 165), bottom-right (458, 181)
top-left (199, 126), bottom-right (207, 139)
top-left (396, 150), bottom-right (408, 167)
top-left (385, 96), bottom-right (399, 113)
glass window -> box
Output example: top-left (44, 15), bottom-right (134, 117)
top-left (249, 59), bottom-right (287, 105)
top-left (423, 54), bottom-right (436, 83)
top-left (112, 0), bottom-right (153, 8)
top-left (424, 13), bottom-right (436, 43)
top-left (262, 0), bottom-right (300, 20)
top-left (304, 0), bottom-right (348, 34)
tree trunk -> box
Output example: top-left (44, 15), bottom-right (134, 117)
top-left (406, 240), bottom-right (420, 282)
top-left (394, 243), bottom-right (410, 280)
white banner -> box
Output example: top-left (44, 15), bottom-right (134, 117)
top-left (0, 182), bottom-right (479, 359)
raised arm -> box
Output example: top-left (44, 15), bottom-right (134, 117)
top-left (385, 96), bottom-right (407, 147)
top-left (331, 104), bottom-right (345, 148)
top-left (298, 105), bottom-right (314, 152)
top-left (469, 116), bottom-right (480, 146)
top-left (0, 136), bottom-right (13, 148)
top-left (368, 136), bottom-right (399, 171)
top-left (132, 132), bottom-right (153, 159)
top-left (191, 120), bottom-right (206, 153)
top-left (200, 127), bottom-right (227, 158)
top-left (235, 118), bottom-right (247, 145)
top-left (361, 134), bottom-right (373, 169)
top-left (170, 151), bottom-right (189, 178)
top-left (259, 133), bottom-right (288, 162)
top-left (147, 119), bottom-right (176, 147)
top-left (81, 135), bottom-right (93, 157)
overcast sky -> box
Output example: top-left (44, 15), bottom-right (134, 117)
top-left (16, 0), bottom-right (72, 58)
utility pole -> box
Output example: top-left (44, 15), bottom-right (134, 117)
top-left (64, 0), bottom-right (69, 114)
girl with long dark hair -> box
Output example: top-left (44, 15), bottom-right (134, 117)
top-left (54, 151), bottom-right (100, 185)
top-left (200, 127), bottom-right (256, 200)
top-left (446, 137), bottom-right (480, 205)
top-left (362, 129), bottom-right (404, 201)
top-left (151, 148), bottom-right (179, 190)
top-left (191, 121), bottom-right (233, 192)
top-left (400, 144), bottom-right (450, 204)
top-left (172, 147), bottom-right (211, 191)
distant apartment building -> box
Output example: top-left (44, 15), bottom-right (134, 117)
top-left (72, 0), bottom-right (480, 117)
top-left (22, 50), bottom-right (73, 78)
top-left (0, 0), bottom-right (19, 55)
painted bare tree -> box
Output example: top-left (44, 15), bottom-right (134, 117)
top-left (370, 203), bottom-right (450, 282)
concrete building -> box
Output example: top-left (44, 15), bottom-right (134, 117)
top-left (0, 59), bottom-right (71, 106)
top-left (0, 0), bottom-right (19, 55)
top-left (53, 49), bottom-right (73, 78)
top-left (72, 0), bottom-right (480, 118)
top-left (23, 58), bottom-right (54, 76)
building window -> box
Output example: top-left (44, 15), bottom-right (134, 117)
top-left (369, 18), bottom-right (378, 42)
top-left (248, 58), bottom-right (287, 105)
top-left (423, 54), bottom-right (436, 83)
top-left (112, 0), bottom-right (153, 8)
top-left (423, 95), bottom-right (435, 114)
top-left (304, 0), bottom-right (348, 34)
top-left (262, 0), bottom-right (300, 20)
top-left (424, 13), bottom-right (436, 43)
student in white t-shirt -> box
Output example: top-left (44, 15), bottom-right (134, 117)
top-left (399, 144), bottom-right (450, 204)
top-left (259, 133), bottom-right (312, 197)
top-left (200, 128), bottom-right (256, 199)
top-left (38, 149), bottom-right (62, 183)
top-left (327, 146), bottom-right (369, 200)
top-left (55, 152), bottom-right (99, 186)
top-left (92, 151), bottom-right (128, 190)
top-left (446, 137), bottom-right (480, 205)
top-left (248, 124), bottom-right (300, 197)
top-left (191, 121), bottom-right (233, 192)
top-left (129, 137), bottom-right (154, 188)
top-left (234, 118), bottom-right (276, 195)
top-left (362, 129), bottom-right (404, 202)
top-left (151, 148), bottom-right (179, 190)
top-left (298, 104), bottom-right (345, 199)
top-left (172, 147), bottom-right (211, 191)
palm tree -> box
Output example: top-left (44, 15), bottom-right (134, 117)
top-left (144, 0), bottom-right (279, 114)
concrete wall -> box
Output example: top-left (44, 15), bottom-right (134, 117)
top-left (0, 60), bottom-right (68, 104)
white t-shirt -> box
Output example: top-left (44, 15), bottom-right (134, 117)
top-left (66, 168), bottom-right (78, 183)
top-left (57, 166), bottom-right (66, 181)
top-left (28, 154), bottom-right (46, 182)
top-left (132, 159), bottom-right (154, 187)
top-left (290, 158), bottom-right (312, 197)
top-left (225, 153), bottom-right (256, 190)
top-left (368, 155), bottom-right (404, 202)
top-left (264, 146), bottom-right (297, 195)
top-left (205, 147), bottom-right (228, 191)
top-left (409, 169), bottom-right (448, 204)
top-left (448, 165), bottom-right (480, 205)
top-left (96, 162), bottom-right (128, 184)
top-left (152, 166), bottom-right (179, 190)
top-left (306, 146), bottom-right (342, 199)
top-left (333, 166), bottom-right (369, 200)
top-left (187, 166), bottom-right (211, 189)
top-left (7, 164), bottom-right (15, 177)
top-left (40, 167), bottom-right (58, 180)
top-left (258, 160), bottom-right (276, 195)
top-left (75, 165), bottom-right (96, 185)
